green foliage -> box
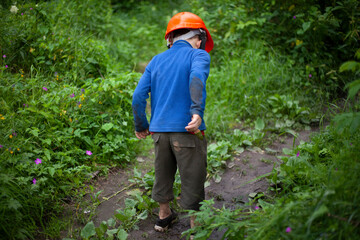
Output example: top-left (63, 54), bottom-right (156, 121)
top-left (335, 48), bottom-right (360, 133)
top-left (186, 123), bottom-right (360, 239)
top-left (79, 219), bottom-right (128, 240)
top-left (254, 125), bottom-right (360, 239)
top-left (1, 0), bottom-right (359, 239)
top-left (184, 199), bottom-right (248, 239)
top-left (0, 1), bottom-right (112, 80)
top-left (204, 39), bottom-right (316, 139)
top-left (239, 0), bottom-right (360, 96)
top-left (205, 141), bottom-right (232, 184)
top-left (0, 0), bottom-right (145, 238)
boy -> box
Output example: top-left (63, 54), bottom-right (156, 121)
top-left (132, 11), bottom-right (213, 233)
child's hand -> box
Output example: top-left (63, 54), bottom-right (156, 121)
top-left (185, 114), bottom-right (202, 132)
top-left (135, 129), bottom-right (150, 139)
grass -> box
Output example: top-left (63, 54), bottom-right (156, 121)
top-left (1, 0), bottom-right (358, 239)
top-left (205, 39), bottom-right (318, 140)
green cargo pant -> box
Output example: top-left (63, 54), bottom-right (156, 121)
top-left (151, 132), bottom-right (207, 211)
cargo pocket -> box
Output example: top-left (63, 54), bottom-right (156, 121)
top-left (171, 135), bottom-right (195, 153)
top-left (151, 133), bottom-right (160, 143)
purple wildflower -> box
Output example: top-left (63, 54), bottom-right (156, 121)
top-left (43, 87), bottom-right (48, 91)
top-left (21, 13), bottom-right (24, 15)
top-left (2, 55), bottom-right (6, 58)
top-left (86, 150), bottom-right (92, 156)
top-left (12, 132), bottom-right (17, 137)
top-left (30, 8), bottom-right (33, 10)
top-left (296, 151), bottom-right (300, 157)
top-left (286, 227), bottom-right (291, 233)
top-left (77, 101), bottom-right (81, 105)
top-left (70, 93), bottom-right (75, 98)
top-left (35, 158), bottom-right (42, 164)
top-left (309, 74), bottom-right (312, 78)
top-left (0, 145), bottom-right (3, 148)
top-left (81, 88), bottom-right (85, 93)
top-left (293, 16), bottom-right (296, 19)
top-left (255, 206), bottom-right (259, 210)
top-left (5, 65), bottom-right (8, 68)
top-left (32, 178), bottom-right (37, 184)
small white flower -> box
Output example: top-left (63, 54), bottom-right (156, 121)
top-left (43, 36), bottom-right (46, 40)
top-left (10, 5), bottom-right (19, 14)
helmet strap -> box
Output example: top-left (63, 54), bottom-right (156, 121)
top-left (199, 29), bottom-right (207, 50)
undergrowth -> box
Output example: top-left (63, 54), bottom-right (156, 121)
top-left (0, 0), bottom-right (359, 239)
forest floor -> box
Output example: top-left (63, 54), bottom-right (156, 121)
top-left (62, 126), bottom-right (317, 240)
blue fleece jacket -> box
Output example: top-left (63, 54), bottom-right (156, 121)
top-left (132, 40), bottom-right (210, 132)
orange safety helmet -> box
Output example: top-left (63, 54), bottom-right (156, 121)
top-left (165, 12), bottom-right (214, 53)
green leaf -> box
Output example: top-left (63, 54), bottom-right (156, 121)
top-left (42, 139), bottom-right (51, 145)
top-left (214, 174), bottom-right (222, 183)
top-left (81, 221), bottom-right (96, 239)
top-left (125, 198), bottom-right (137, 208)
top-left (95, 222), bottom-right (108, 237)
top-left (107, 218), bottom-right (116, 228)
top-left (83, 136), bottom-right (94, 146)
top-left (306, 204), bottom-right (329, 227)
top-left (355, 49), bottom-right (360, 59)
top-left (242, 140), bottom-right (252, 146)
top-left (285, 129), bottom-right (298, 138)
top-left (345, 79), bottom-right (360, 99)
top-left (339, 61), bottom-right (360, 72)
top-left (102, 123), bottom-right (114, 131)
top-left (333, 112), bottom-right (360, 133)
top-left (27, 128), bottom-right (39, 137)
top-left (114, 212), bottom-right (128, 222)
top-left (117, 229), bottom-right (128, 240)
top-left (48, 167), bottom-right (55, 177)
top-left (74, 129), bottom-right (82, 137)
top-left (302, 22), bottom-right (311, 32)
top-left (255, 118), bottom-right (265, 130)
top-left (137, 210), bottom-right (148, 220)
top-left (87, 57), bottom-right (98, 64)
top-left (249, 192), bottom-right (258, 198)
top-left (44, 149), bottom-right (51, 161)
top-left (106, 229), bottom-right (118, 237)
top-left (282, 148), bottom-right (293, 155)
top-left (8, 199), bottom-right (22, 210)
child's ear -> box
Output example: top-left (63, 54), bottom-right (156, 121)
top-left (196, 39), bottom-right (202, 49)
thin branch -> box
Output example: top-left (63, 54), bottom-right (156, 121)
top-left (100, 183), bottom-right (136, 204)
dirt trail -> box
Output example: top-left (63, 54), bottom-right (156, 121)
top-left (83, 127), bottom-right (316, 240)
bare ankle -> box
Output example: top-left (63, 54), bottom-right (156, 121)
top-left (159, 202), bottom-right (171, 219)
top-left (159, 210), bottom-right (171, 219)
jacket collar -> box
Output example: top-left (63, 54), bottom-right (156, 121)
top-left (171, 40), bottom-right (193, 49)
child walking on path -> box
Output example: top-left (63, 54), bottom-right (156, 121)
top-left (132, 11), bottom-right (213, 235)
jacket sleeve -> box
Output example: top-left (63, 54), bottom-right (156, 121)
top-left (132, 63), bottom-right (151, 132)
top-left (189, 50), bottom-right (210, 119)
